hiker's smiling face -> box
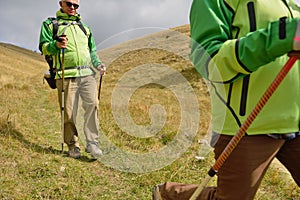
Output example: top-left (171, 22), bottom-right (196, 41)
top-left (60, 0), bottom-right (79, 16)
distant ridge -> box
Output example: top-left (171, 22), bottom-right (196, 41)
top-left (0, 24), bottom-right (192, 89)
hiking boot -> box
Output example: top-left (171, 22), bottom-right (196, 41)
top-left (68, 147), bottom-right (81, 159)
top-left (86, 143), bottom-right (103, 159)
top-left (152, 184), bottom-right (163, 200)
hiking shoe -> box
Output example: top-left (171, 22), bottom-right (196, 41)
top-left (152, 184), bottom-right (163, 200)
top-left (86, 143), bottom-right (103, 159)
top-left (68, 147), bottom-right (81, 159)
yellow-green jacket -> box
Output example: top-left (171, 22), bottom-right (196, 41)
top-left (39, 10), bottom-right (102, 79)
top-left (190, 0), bottom-right (300, 135)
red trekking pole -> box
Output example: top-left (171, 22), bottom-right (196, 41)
top-left (190, 56), bottom-right (298, 200)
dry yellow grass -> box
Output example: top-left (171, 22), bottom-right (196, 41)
top-left (0, 25), bottom-right (299, 199)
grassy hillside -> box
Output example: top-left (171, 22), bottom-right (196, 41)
top-left (0, 25), bottom-right (299, 199)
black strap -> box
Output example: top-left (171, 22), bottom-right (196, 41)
top-left (48, 17), bottom-right (59, 40)
top-left (48, 17), bottom-right (87, 39)
top-left (76, 20), bottom-right (88, 36)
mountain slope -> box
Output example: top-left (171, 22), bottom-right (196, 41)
top-left (0, 25), bottom-right (298, 199)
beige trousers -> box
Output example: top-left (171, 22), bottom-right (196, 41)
top-left (56, 75), bottom-right (99, 150)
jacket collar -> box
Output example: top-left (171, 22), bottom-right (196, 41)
top-left (56, 9), bottom-right (81, 21)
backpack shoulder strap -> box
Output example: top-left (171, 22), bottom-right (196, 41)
top-left (48, 17), bottom-right (88, 39)
top-left (48, 17), bottom-right (59, 39)
top-left (76, 20), bottom-right (88, 36)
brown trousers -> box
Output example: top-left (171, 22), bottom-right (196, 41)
top-left (56, 75), bottom-right (99, 149)
top-left (159, 134), bottom-right (300, 200)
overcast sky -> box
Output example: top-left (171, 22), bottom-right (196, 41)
top-left (0, 0), bottom-right (193, 51)
top-left (1, 0), bottom-right (300, 52)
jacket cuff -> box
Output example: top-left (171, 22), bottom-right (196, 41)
top-left (46, 41), bottom-right (60, 55)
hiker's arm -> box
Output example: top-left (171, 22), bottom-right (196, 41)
top-left (190, 0), bottom-right (298, 83)
top-left (87, 28), bottom-right (102, 68)
top-left (39, 20), bottom-right (60, 55)
top-left (190, 0), bottom-right (236, 82)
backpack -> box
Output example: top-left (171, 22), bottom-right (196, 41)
top-left (43, 17), bottom-right (87, 89)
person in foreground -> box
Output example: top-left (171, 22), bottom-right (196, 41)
top-left (153, 0), bottom-right (300, 199)
top-left (39, 0), bottom-right (106, 159)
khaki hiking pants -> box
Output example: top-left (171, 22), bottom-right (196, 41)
top-left (56, 75), bottom-right (99, 150)
top-left (159, 134), bottom-right (300, 200)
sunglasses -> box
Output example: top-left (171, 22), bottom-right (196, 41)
top-left (64, 1), bottom-right (79, 9)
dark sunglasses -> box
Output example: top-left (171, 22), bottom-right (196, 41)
top-left (65, 1), bottom-right (79, 9)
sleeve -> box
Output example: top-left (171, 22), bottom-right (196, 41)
top-left (39, 20), bottom-right (60, 55)
top-left (87, 28), bottom-right (102, 68)
top-left (190, 0), bottom-right (298, 83)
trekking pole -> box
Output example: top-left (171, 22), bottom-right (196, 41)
top-left (58, 32), bottom-right (68, 153)
top-left (61, 47), bottom-right (65, 153)
top-left (58, 23), bottom-right (72, 153)
top-left (98, 74), bottom-right (103, 100)
top-left (190, 56), bottom-right (298, 200)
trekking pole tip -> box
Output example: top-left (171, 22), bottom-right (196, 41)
top-left (208, 168), bottom-right (217, 177)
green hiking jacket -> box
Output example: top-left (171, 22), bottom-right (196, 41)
top-left (190, 0), bottom-right (300, 135)
top-left (39, 10), bottom-right (102, 79)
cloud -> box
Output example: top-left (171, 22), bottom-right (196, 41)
top-left (0, 0), bottom-right (192, 51)
top-left (81, 0), bottom-right (192, 49)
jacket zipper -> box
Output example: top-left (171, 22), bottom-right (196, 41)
top-left (282, 0), bottom-right (294, 18)
top-left (239, 2), bottom-right (256, 116)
